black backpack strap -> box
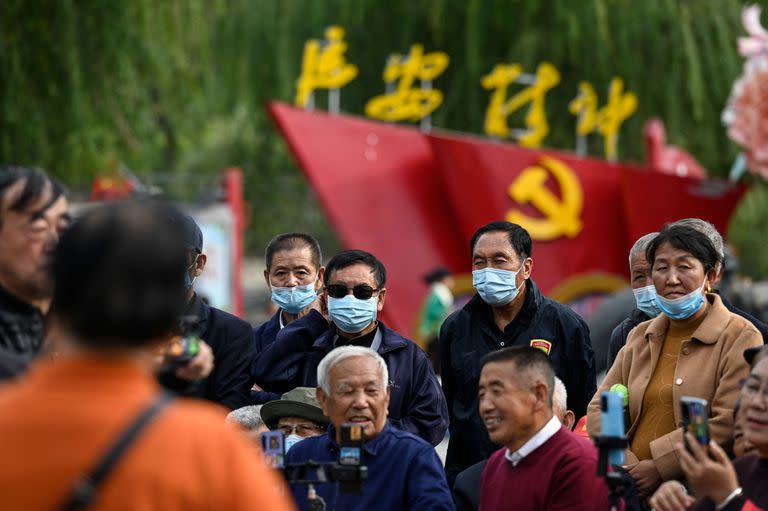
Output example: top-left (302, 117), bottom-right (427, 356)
top-left (58, 392), bottom-right (175, 511)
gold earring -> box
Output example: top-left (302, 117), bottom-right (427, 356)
top-left (706, 284), bottom-right (712, 293)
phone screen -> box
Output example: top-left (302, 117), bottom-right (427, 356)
top-left (260, 431), bottom-right (285, 469)
top-left (680, 396), bottom-right (709, 447)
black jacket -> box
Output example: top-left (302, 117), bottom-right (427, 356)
top-left (0, 284), bottom-right (44, 380)
top-left (606, 292), bottom-right (768, 370)
top-left (452, 460), bottom-right (486, 511)
top-left (606, 308), bottom-right (650, 369)
top-left (159, 293), bottom-right (254, 410)
top-left (252, 310), bottom-right (449, 446)
top-left (439, 279), bottom-right (596, 484)
top-left (250, 310), bottom-right (283, 404)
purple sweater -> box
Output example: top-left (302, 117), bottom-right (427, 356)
top-left (479, 427), bottom-right (610, 511)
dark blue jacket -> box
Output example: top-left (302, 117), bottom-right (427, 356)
top-left (251, 310), bottom-right (449, 445)
top-left (159, 293), bottom-right (254, 410)
top-left (439, 278), bottom-right (596, 485)
top-left (250, 310), bottom-right (283, 404)
top-left (285, 422), bottom-right (454, 511)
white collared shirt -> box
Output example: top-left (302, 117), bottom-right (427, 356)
top-left (505, 414), bottom-right (561, 466)
top-left (278, 310), bottom-right (285, 330)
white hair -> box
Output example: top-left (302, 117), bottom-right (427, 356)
top-left (226, 405), bottom-right (264, 431)
top-left (317, 346), bottom-right (389, 395)
top-left (628, 232), bottom-right (658, 268)
top-left (670, 218), bottom-right (725, 260)
top-left (552, 377), bottom-right (567, 419)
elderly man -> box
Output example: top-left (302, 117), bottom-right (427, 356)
top-left (158, 212), bottom-right (254, 410)
top-left (440, 220), bottom-right (596, 484)
top-left (606, 232), bottom-right (660, 368)
top-left (0, 200), bottom-right (294, 510)
top-left (452, 376), bottom-right (576, 511)
top-left (226, 405), bottom-right (269, 442)
top-left (253, 249), bottom-right (448, 446)
top-left (478, 347), bottom-right (609, 511)
top-left (251, 233), bottom-right (325, 404)
top-left (285, 346), bottom-right (453, 511)
top-left (261, 387), bottom-right (329, 452)
top-left (0, 166), bottom-right (63, 379)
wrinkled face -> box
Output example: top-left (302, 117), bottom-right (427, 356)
top-left (472, 231), bottom-right (531, 283)
top-left (276, 416), bottom-right (325, 438)
top-left (478, 361), bottom-right (539, 450)
top-left (742, 358), bottom-right (768, 454)
top-left (0, 180), bottom-right (60, 301)
top-left (651, 242), bottom-right (712, 299)
top-left (733, 404), bottom-right (757, 458)
top-left (265, 246), bottom-right (323, 292)
top-left (317, 356), bottom-right (390, 440)
top-left (630, 254), bottom-right (652, 290)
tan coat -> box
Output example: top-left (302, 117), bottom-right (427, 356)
top-left (586, 294), bottom-right (761, 480)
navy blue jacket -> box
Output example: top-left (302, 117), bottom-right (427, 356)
top-left (159, 293), bottom-right (254, 410)
top-left (285, 423), bottom-right (454, 511)
top-left (250, 310), bottom-right (283, 404)
top-left (251, 310), bottom-right (449, 445)
top-left (439, 279), bottom-right (596, 484)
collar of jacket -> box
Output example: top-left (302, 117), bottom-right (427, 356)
top-left (467, 278), bottom-right (542, 333)
top-left (183, 292), bottom-right (211, 334)
top-left (312, 321), bottom-right (408, 355)
top-left (644, 293), bottom-right (729, 345)
top-left (0, 282), bottom-right (42, 316)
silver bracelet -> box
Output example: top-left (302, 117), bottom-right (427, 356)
top-left (715, 487), bottom-right (743, 511)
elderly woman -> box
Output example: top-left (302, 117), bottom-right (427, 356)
top-left (649, 346), bottom-right (768, 511)
top-left (587, 225), bottom-right (762, 497)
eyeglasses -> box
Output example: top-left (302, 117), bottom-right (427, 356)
top-left (278, 424), bottom-right (325, 437)
top-left (326, 283), bottom-right (379, 300)
top-left (741, 379), bottom-right (768, 403)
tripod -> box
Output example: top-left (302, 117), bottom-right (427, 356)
top-left (596, 436), bottom-right (629, 511)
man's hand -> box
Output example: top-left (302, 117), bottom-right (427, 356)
top-left (626, 459), bottom-right (662, 496)
top-left (175, 340), bottom-right (214, 381)
top-left (649, 481), bottom-right (694, 511)
top-left (677, 433), bottom-right (739, 504)
top-left (301, 293), bottom-right (330, 323)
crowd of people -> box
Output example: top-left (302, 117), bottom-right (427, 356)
top-left (0, 164), bottom-right (767, 511)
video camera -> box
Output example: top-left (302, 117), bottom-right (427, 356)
top-left (261, 423), bottom-right (368, 511)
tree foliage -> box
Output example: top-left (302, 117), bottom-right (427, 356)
top-left (2, 0), bottom-right (766, 266)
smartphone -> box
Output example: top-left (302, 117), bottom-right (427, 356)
top-left (338, 423), bottom-right (364, 466)
top-left (260, 430), bottom-right (285, 469)
top-left (600, 391), bottom-right (626, 466)
top-left (165, 335), bottom-right (200, 367)
top-left (680, 396), bottom-right (709, 447)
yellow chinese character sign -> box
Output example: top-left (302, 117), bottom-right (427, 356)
top-left (481, 62), bottom-right (561, 148)
top-left (295, 26), bottom-right (358, 108)
top-left (364, 44), bottom-right (449, 122)
top-left (568, 78), bottom-right (637, 160)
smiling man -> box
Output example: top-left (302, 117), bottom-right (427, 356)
top-left (478, 347), bottom-right (608, 511)
top-left (285, 347), bottom-right (453, 511)
top-left (252, 249), bottom-right (448, 446)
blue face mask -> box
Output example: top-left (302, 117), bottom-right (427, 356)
top-left (285, 434), bottom-right (303, 452)
top-left (656, 282), bottom-right (706, 320)
top-left (328, 295), bottom-right (378, 333)
top-left (632, 284), bottom-right (662, 318)
top-left (472, 266), bottom-right (523, 307)
top-left (184, 256), bottom-right (198, 291)
top-left (271, 282), bottom-right (317, 314)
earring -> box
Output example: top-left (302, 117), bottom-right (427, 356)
top-left (706, 284), bottom-right (712, 293)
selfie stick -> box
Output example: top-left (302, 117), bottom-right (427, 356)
top-left (596, 391), bottom-right (628, 511)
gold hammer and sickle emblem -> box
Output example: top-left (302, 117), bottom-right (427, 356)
top-left (506, 156), bottom-right (583, 241)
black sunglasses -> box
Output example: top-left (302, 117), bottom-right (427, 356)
top-left (326, 283), bottom-right (379, 300)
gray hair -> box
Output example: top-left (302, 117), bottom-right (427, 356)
top-left (670, 218), bottom-right (725, 260)
top-left (628, 232), bottom-right (658, 268)
top-left (553, 377), bottom-right (567, 420)
top-left (226, 405), bottom-right (265, 431)
top-left (317, 346), bottom-right (389, 395)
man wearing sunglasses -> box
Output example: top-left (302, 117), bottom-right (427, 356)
top-left (0, 166), bottom-right (65, 379)
top-left (252, 249), bottom-right (449, 446)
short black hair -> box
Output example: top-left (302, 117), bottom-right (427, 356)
top-left (324, 250), bottom-right (386, 288)
top-left (646, 224), bottom-right (721, 275)
top-left (265, 233), bottom-right (322, 271)
top-left (0, 165), bottom-right (51, 225)
top-left (481, 346), bottom-right (555, 406)
top-left (50, 200), bottom-right (188, 348)
top-left (470, 221), bottom-right (532, 260)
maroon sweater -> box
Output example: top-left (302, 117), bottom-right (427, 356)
top-left (479, 427), bottom-right (610, 511)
